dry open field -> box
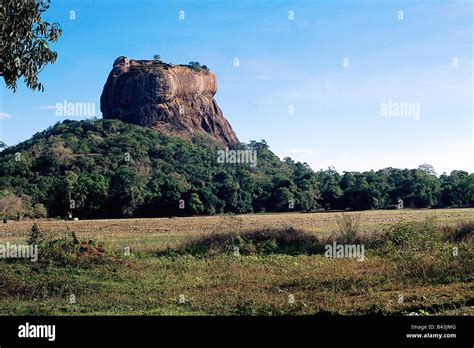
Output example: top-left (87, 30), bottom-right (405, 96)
top-left (1, 208), bottom-right (472, 251)
top-left (0, 208), bottom-right (472, 316)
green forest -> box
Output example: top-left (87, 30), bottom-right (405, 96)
top-left (0, 119), bottom-right (473, 219)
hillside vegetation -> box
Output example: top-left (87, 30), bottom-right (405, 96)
top-left (0, 119), bottom-right (472, 219)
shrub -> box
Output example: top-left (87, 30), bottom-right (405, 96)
top-left (27, 223), bottom-right (42, 246)
top-left (379, 218), bottom-right (467, 281)
top-left (383, 217), bottom-right (442, 253)
top-left (38, 231), bottom-right (80, 266)
top-left (33, 203), bottom-right (47, 218)
top-left (441, 220), bottom-right (474, 242)
top-left (165, 227), bottom-right (326, 257)
top-left (335, 213), bottom-right (361, 244)
top-left (0, 192), bottom-right (31, 220)
top-left (0, 192), bottom-right (47, 220)
top-left (25, 224), bottom-right (110, 267)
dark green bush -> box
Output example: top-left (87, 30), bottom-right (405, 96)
top-left (442, 220), bottom-right (474, 242)
top-left (164, 227), bottom-right (326, 257)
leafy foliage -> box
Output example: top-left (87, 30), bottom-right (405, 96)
top-left (0, 119), bottom-right (472, 219)
top-left (0, 119), bottom-right (319, 218)
top-left (315, 167), bottom-right (473, 210)
top-left (0, 190), bottom-right (45, 219)
top-left (188, 61), bottom-right (209, 71)
top-left (0, 0), bottom-right (62, 91)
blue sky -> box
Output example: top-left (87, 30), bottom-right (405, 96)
top-left (1, 0), bottom-right (472, 174)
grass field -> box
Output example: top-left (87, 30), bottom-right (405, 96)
top-left (0, 208), bottom-right (472, 316)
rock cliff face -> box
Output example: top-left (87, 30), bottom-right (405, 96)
top-left (100, 56), bottom-right (239, 146)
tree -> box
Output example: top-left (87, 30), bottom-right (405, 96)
top-left (463, 174), bottom-right (474, 205)
top-left (188, 61), bottom-right (209, 71)
top-left (33, 203), bottom-right (47, 218)
top-left (440, 171), bottom-right (473, 207)
top-left (316, 167), bottom-right (343, 210)
top-left (188, 61), bottom-right (199, 69)
top-left (109, 166), bottom-right (149, 217)
top-left (1, 0), bottom-right (62, 91)
top-left (0, 192), bottom-right (32, 220)
top-left (273, 187), bottom-right (294, 212)
top-left (418, 163), bottom-right (437, 176)
top-left (189, 193), bottom-right (204, 215)
top-left (153, 54), bottom-right (161, 61)
top-left (410, 169), bottom-right (440, 208)
top-left (0, 118), bottom-right (472, 217)
top-left (340, 172), bottom-right (374, 210)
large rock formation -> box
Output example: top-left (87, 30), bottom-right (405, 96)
top-left (100, 56), bottom-right (239, 146)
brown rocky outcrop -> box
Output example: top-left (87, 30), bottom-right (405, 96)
top-left (100, 56), bottom-right (239, 146)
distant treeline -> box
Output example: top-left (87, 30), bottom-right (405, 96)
top-left (0, 120), bottom-right (472, 219)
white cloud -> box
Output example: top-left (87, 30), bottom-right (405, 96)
top-left (0, 112), bottom-right (12, 120)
